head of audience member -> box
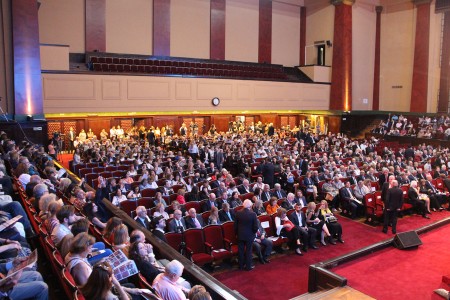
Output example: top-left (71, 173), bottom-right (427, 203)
top-left (103, 217), bottom-right (123, 238)
top-left (39, 193), bottom-right (57, 215)
top-left (71, 218), bottom-right (90, 236)
top-left (135, 206), bottom-right (148, 220)
top-left (81, 261), bottom-right (114, 299)
top-left (173, 209), bottom-right (183, 221)
top-left (164, 260), bottom-right (184, 283)
top-left (243, 199), bottom-right (252, 209)
top-left (152, 215), bottom-right (166, 231)
top-left (56, 205), bottom-right (76, 226)
top-left (112, 224), bottom-right (129, 246)
top-left (69, 232), bottom-right (95, 256)
top-left (129, 229), bottom-right (146, 244)
top-left (33, 183), bottom-right (49, 203)
top-left (47, 200), bottom-right (62, 220)
top-left (188, 208), bottom-right (197, 218)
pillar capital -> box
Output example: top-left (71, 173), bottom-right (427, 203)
top-left (412, 0), bottom-right (432, 6)
top-left (375, 6), bottom-right (383, 13)
top-left (331, 0), bottom-right (355, 6)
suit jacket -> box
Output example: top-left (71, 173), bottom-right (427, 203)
top-left (168, 218), bottom-right (187, 233)
top-left (407, 187), bottom-right (421, 207)
top-left (340, 187), bottom-right (357, 201)
top-left (238, 185), bottom-right (251, 194)
top-left (272, 189), bottom-right (287, 199)
top-left (134, 216), bottom-right (151, 230)
top-left (234, 208), bottom-right (258, 241)
top-left (219, 209), bottom-right (236, 222)
top-left (261, 163), bottom-right (275, 186)
top-left (261, 191), bottom-right (273, 202)
top-left (295, 196), bottom-right (307, 207)
top-left (202, 200), bottom-right (218, 212)
top-left (289, 211), bottom-right (308, 228)
top-left (152, 229), bottom-right (167, 242)
top-left (385, 187), bottom-right (404, 210)
top-left (185, 214), bottom-right (205, 229)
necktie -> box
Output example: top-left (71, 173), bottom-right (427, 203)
top-left (266, 192), bottom-right (270, 199)
top-left (194, 218), bottom-right (201, 228)
top-left (227, 212), bottom-right (231, 220)
top-left (278, 191), bottom-right (282, 198)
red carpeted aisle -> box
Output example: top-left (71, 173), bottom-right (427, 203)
top-left (334, 224), bottom-right (450, 300)
top-left (214, 212), bottom-right (450, 300)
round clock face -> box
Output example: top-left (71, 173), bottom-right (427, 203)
top-left (212, 97), bottom-right (220, 106)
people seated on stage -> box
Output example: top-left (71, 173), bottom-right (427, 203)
top-left (253, 219), bottom-right (273, 264)
top-left (419, 178), bottom-right (444, 211)
top-left (409, 180), bottom-right (431, 218)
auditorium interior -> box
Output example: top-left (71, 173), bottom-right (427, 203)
top-left (1, 0), bottom-right (450, 299)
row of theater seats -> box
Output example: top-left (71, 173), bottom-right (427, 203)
top-left (91, 63), bottom-right (287, 80)
top-left (164, 215), bottom-right (290, 267)
top-left (14, 176), bottom-right (155, 300)
top-left (89, 55), bottom-right (287, 80)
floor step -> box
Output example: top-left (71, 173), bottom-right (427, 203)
top-left (291, 286), bottom-right (375, 300)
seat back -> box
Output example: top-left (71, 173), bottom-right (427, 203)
top-left (142, 188), bottom-right (157, 198)
top-left (258, 214), bottom-right (275, 237)
top-left (165, 232), bottom-right (183, 252)
top-left (138, 197), bottom-right (155, 208)
top-left (120, 200), bottom-right (138, 216)
top-left (221, 221), bottom-right (237, 244)
top-left (184, 229), bottom-right (206, 254)
top-left (185, 201), bottom-right (201, 213)
top-left (203, 225), bottom-right (225, 249)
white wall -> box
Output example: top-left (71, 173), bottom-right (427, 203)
top-left (38, 0), bottom-right (85, 53)
top-left (225, 0), bottom-right (259, 63)
top-left (171, 0), bottom-right (210, 59)
top-left (272, 1), bottom-right (301, 66)
top-left (352, 3), bottom-right (376, 111)
top-left (106, 0), bottom-right (153, 55)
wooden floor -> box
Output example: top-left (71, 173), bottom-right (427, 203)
top-left (292, 286), bottom-right (376, 300)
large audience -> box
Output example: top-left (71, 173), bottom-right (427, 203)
top-left (1, 115), bottom-right (450, 299)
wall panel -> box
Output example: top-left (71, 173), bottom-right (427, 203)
top-left (171, 0), bottom-right (210, 59)
top-left (272, 1), bottom-right (300, 66)
top-left (226, 0), bottom-right (259, 62)
top-left (42, 73), bottom-right (330, 114)
top-left (106, 0), bottom-right (152, 55)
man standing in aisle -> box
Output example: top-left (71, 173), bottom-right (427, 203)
top-left (382, 180), bottom-right (403, 234)
top-left (235, 199), bottom-right (258, 271)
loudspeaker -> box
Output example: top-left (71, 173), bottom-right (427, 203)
top-left (393, 231), bottom-right (422, 249)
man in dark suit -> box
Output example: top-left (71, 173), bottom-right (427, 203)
top-left (382, 180), bottom-right (403, 234)
top-left (253, 219), bottom-right (272, 264)
top-left (261, 158), bottom-right (275, 188)
top-left (185, 208), bottom-right (205, 229)
top-left (151, 216), bottom-right (167, 242)
top-left (219, 203), bottom-right (235, 222)
top-left (147, 129), bottom-right (155, 145)
top-left (234, 200), bottom-right (258, 271)
top-left (168, 209), bottom-right (187, 233)
top-left (134, 206), bottom-right (151, 230)
top-left (202, 193), bottom-right (218, 212)
top-left (289, 204), bottom-right (318, 251)
top-left (261, 184), bottom-right (272, 202)
top-left (272, 183), bottom-right (287, 199)
top-left (216, 191), bottom-right (229, 209)
top-left (238, 179), bottom-right (252, 194)
top-left (340, 181), bottom-right (364, 219)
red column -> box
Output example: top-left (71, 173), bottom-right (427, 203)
top-left (85, 0), bottom-right (106, 52)
top-left (410, 0), bottom-right (431, 113)
top-left (300, 6), bottom-right (306, 66)
top-left (210, 0), bottom-right (226, 60)
top-left (153, 0), bottom-right (171, 56)
top-left (330, 1), bottom-right (353, 111)
top-left (438, 11), bottom-right (450, 113)
top-left (372, 6), bottom-right (382, 111)
top-left (12, 0), bottom-right (43, 119)
top-left (258, 0), bottom-right (272, 64)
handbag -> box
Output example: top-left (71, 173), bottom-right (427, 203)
top-left (282, 220), bottom-right (295, 232)
top-left (327, 216), bottom-right (338, 223)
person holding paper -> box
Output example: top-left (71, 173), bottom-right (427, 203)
top-left (0, 258), bottom-right (48, 300)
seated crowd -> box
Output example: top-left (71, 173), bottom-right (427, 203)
top-left (2, 116), bottom-right (450, 299)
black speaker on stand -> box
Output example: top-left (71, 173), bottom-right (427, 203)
top-left (393, 231), bottom-right (422, 250)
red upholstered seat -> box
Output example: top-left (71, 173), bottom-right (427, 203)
top-left (120, 200), bottom-right (138, 216)
top-left (258, 214), bottom-right (287, 248)
top-left (165, 232), bottom-right (183, 251)
top-left (183, 229), bottom-right (214, 266)
top-left (203, 225), bottom-right (233, 262)
top-left (141, 188), bottom-right (157, 198)
top-left (365, 193), bottom-right (383, 224)
top-left (221, 221), bottom-right (238, 255)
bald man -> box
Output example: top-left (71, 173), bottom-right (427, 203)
top-left (234, 199), bottom-right (258, 271)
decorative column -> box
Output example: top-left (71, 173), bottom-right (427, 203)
top-left (210, 0), bottom-right (226, 60)
top-left (372, 6), bottom-right (382, 111)
top-left (153, 0), bottom-right (171, 56)
top-left (258, 0), bottom-right (272, 64)
top-left (300, 6), bottom-right (306, 66)
top-left (12, 0), bottom-right (43, 119)
top-left (438, 11), bottom-right (450, 113)
top-left (85, 0), bottom-right (106, 52)
top-left (410, 0), bottom-right (431, 112)
top-left (330, 0), bottom-right (354, 111)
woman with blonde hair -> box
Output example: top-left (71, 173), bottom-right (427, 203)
top-left (112, 224), bottom-right (130, 256)
top-left (153, 203), bottom-right (169, 220)
top-left (319, 200), bottom-right (344, 243)
top-left (208, 206), bottom-right (221, 225)
top-left (306, 202), bottom-right (335, 246)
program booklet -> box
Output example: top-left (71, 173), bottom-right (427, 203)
top-left (105, 250), bottom-right (138, 281)
top-left (0, 249), bottom-right (38, 284)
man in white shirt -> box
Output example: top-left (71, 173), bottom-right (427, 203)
top-left (51, 205), bottom-right (77, 247)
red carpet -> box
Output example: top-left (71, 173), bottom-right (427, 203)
top-left (334, 224), bottom-right (450, 300)
top-left (214, 211), bottom-right (450, 300)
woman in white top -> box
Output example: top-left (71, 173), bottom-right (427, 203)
top-left (153, 203), bottom-right (169, 220)
top-left (112, 189), bottom-right (127, 206)
top-left (274, 208), bottom-right (303, 255)
top-left (127, 186), bottom-right (141, 200)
